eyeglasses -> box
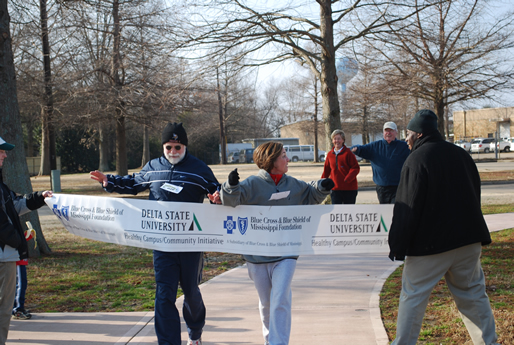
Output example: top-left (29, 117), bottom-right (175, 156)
top-left (165, 145), bottom-right (182, 151)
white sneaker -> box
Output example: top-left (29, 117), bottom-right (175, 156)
top-left (187, 338), bottom-right (202, 345)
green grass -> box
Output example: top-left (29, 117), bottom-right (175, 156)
top-left (27, 219), bottom-right (244, 312)
top-left (28, 236), bottom-right (156, 312)
top-left (380, 203), bottom-right (514, 345)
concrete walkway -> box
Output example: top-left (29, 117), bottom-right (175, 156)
top-left (7, 213), bottom-right (513, 345)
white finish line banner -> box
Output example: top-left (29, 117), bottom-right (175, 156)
top-left (46, 194), bottom-right (393, 255)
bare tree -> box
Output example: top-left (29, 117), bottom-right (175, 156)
top-left (178, 0), bottom-right (434, 147)
top-left (39, 0), bottom-right (57, 177)
top-left (9, 0), bottom-right (58, 176)
top-left (212, 57), bottom-right (252, 164)
top-left (368, 0), bottom-right (514, 137)
top-left (257, 80), bottom-right (285, 138)
top-left (343, 55), bottom-right (399, 143)
top-left (51, 0), bottom-right (187, 172)
top-left (0, 0), bottom-right (51, 255)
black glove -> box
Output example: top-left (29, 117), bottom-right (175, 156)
top-left (228, 168), bottom-right (240, 186)
top-left (321, 178), bottom-right (335, 191)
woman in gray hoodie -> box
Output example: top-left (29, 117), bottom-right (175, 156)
top-left (220, 141), bottom-right (333, 345)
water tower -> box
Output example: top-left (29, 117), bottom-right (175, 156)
top-left (336, 57), bottom-right (359, 92)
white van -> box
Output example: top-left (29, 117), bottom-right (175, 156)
top-left (283, 145), bottom-right (326, 162)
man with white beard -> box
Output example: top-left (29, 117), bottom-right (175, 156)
top-left (90, 122), bottom-right (219, 345)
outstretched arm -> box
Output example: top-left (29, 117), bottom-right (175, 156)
top-left (90, 170), bottom-right (108, 187)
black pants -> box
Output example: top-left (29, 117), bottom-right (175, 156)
top-left (376, 185), bottom-right (398, 204)
top-left (154, 251), bottom-right (205, 345)
top-left (330, 190), bottom-right (358, 204)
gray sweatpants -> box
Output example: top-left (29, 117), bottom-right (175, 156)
top-left (247, 259), bottom-right (297, 345)
top-left (392, 243), bottom-right (499, 345)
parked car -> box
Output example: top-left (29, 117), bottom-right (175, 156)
top-left (227, 151), bottom-right (240, 163)
top-left (454, 140), bottom-right (471, 152)
top-left (470, 138), bottom-right (495, 153)
top-left (239, 148), bottom-right (255, 163)
top-left (490, 140), bottom-right (511, 152)
top-left (283, 145), bottom-right (326, 162)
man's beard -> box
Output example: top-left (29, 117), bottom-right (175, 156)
top-left (166, 149), bottom-right (186, 164)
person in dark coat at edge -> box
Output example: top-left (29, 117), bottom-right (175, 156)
top-left (90, 123), bottom-right (219, 345)
top-left (388, 110), bottom-right (499, 345)
top-left (0, 136), bottom-right (52, 344)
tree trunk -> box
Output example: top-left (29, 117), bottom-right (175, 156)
top-left (217, 68), bottom-right (226, 164)
top-left (115, 114), bottom-right (127, 176)
top-left (25, 116), bottom-right (34, 157)
top-left (313, 76), bottom-right (319, 163)
top-left (98, 124), bottom-right (110, 171)
top-left (319, 0), bottom-right (341, 151)
top-left (434, 89), bottom-right (446, 137)
top-left (112, 0), bottom-right (127, 176)
top-left (40, 0), bottom-right (56, 172)
top-left (39, 106), bottom-right (51, 176)
top-left (362, 105), bottom-right (369, 145)
top-left (141, 120), bottom-right (150, 167)
top-left (0, 0), bottom-right (51, 256)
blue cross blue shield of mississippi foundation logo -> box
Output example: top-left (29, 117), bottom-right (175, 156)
top-left (52, 204), bottom-right (61, 218)
top-left (61, 206), bottom-right (70, 221)
top-left (238, 217), bottom-right (248, 235)
top-left (224, 216), bottom-right (236, 234)
top-left (52, 204), bottom-right (70, 221)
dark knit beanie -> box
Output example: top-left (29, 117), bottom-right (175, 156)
top-left (407, 109), bottom-right (438, 134)
top-left (162, 122), bottom-right (188, 146)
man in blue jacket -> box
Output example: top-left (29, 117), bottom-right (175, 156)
top-left (90, 123), bottom-right (219, 345)
top-left (351, 121), bottom-right (409, 203)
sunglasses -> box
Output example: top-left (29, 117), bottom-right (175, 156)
top-left (165, 145), bottom-right (183, 151)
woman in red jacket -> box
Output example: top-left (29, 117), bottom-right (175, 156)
top-left (321, 129), bottom-right (360, 204)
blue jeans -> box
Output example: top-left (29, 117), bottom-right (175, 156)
top-left (13, 265), bottom-right (27, 313)
top-left (153, 251), bottom-right (205, 345)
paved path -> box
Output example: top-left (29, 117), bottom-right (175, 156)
top-left (8, 161), bottom-right (514, 345)
top-left (7, 212), bottom-right (513, 345)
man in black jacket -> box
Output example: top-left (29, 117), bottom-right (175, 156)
top-left (388, 110), bottom-right (499, 345)
top-left (0, 136), bottom-right (52, 343)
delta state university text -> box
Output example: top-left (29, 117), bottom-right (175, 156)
top-left (140, 209), bottom-right (192, 231)
top-left (329, 212), bottom-right (380, 233)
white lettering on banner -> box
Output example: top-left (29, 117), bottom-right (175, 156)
top-left (46, 194), bottom-right (394, 255)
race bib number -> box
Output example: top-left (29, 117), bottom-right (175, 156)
top-left (269, 191), bottom-right (290, 200)
top-left (160, 183), bottom-right (183, 194)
